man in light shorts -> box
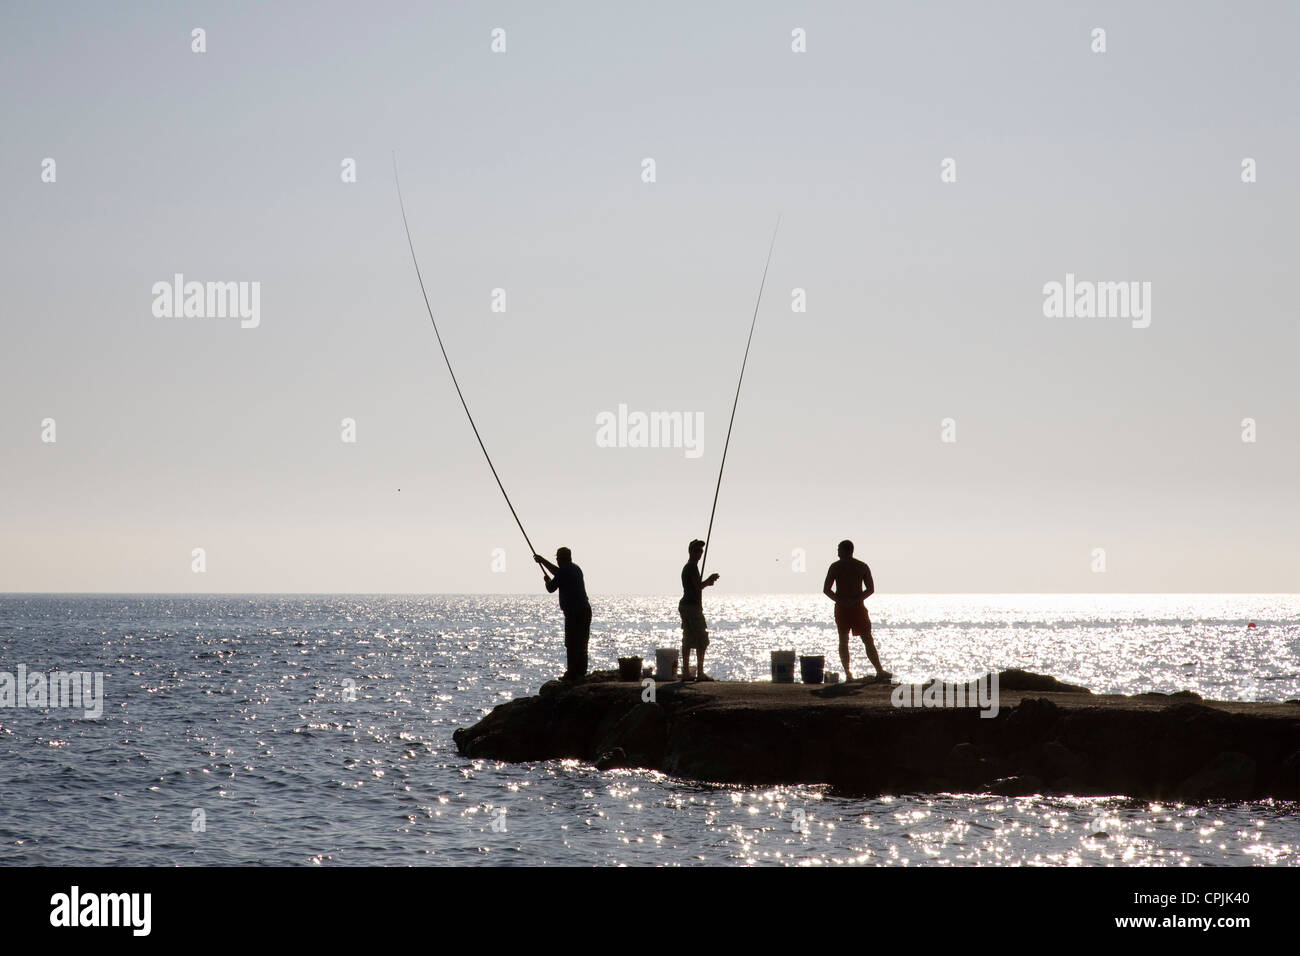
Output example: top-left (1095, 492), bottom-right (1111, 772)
top-left (679, 539), bottom-right (719, 681)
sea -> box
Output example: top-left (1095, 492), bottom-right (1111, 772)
top-left (0, 594), bottom-right (1297, 867)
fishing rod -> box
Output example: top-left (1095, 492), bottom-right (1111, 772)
top-left (393, 153), bottom-right (538, 559)
top-left (700, 215), bottom-right (781, 576)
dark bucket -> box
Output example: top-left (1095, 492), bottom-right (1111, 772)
top-left (800, 655), bottom-right (825, 684)
top-left (617, 656), bottom-right (643, 681)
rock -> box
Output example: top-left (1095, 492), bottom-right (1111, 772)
top-left (945, 742), bottom-right (979, 772)
top-left (1001, 698), bottom-right (1060, 751)
top-left (1280, 750), bottom-right (1300, 800)
top-left (1138, 689), bottom-right (1204, 703)
top-left (594, 702), bottom-right (667, 767)
top-left (453, 696), bottom-right (555, 761)
top-left (943, 742), bottom-right (990, 792)
top-left (1051, 777), bottom-right (1081, 795)
top-left (991, 775), bottom-right (1044, 797)
top-left (997, 670), bottom-right (1091, 694)
top-left (1175, 751), bottom-right (1257, 802)
top-left (1041, 740), bottom-right (1089, 780)
top-left (453, 675), bottom-right (1300, 799)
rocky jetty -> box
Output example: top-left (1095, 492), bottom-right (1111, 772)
top-left (453, 671), bottom-right (1300, 800)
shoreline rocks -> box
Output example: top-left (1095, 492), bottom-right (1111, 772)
top-left (452, 671), bottom-right (1300, 801)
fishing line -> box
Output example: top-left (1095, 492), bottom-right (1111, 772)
top-left (393, 153), bottom-right (538, 558)
top-left (701, 216), bottom-right (781, 575)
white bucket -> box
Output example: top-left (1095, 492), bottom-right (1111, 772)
top-left (771, 650), bottom-right (796, 684)
top-left (655, 647), bottom-right (679, 680)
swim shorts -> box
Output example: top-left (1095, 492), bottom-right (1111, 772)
top-left (834, 601), bottom-right (871, 637)
top-left (678, 599), bottom-right (709, 651)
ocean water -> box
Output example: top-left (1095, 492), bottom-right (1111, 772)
top-left (0, 593), bottom-right (1297, 867)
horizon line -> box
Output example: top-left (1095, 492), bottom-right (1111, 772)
top-left (2, 591), bottom-right (1296, 598)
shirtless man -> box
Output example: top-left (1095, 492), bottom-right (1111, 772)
top-left (679, 539), bottom-right (719, 681)
top-left (823, 539), bottom-right (889, 682)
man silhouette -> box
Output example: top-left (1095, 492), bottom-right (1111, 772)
top-left (679, 539), bottom-right (719, 681)
top-left (534, 547), bottom-right (592, 681)
top-left (823, 539), bottom-right (889, 682)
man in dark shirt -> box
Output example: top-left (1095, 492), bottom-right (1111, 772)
top-left (534, 547), bottom-right (592, 681)
top-left (822, 539), bottom-right (889, 682)
top-left (679, 538), bottom-right (719, 681)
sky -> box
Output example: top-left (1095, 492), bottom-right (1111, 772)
top-left (1, 1), bottom-right (1297, 593)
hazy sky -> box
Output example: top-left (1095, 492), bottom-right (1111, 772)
top-left (2, 1), bottom-right (1297, 593)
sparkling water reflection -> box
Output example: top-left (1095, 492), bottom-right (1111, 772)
top-left (0, 594), bottom-right (1295, 865)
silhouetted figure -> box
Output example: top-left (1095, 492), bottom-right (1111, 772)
top-left (823, 539), bottom-right (889, 682)
top-left (679, 539), bottom-right (719, 681)
top-left (535, 548), bottom-right (591, 681)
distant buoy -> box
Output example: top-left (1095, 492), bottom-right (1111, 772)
top-left (1248, 621), bottom-right (1256, 628)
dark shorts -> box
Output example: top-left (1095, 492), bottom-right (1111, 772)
top-left (678, 600), bottom-right (709, 651)
top-left (564, 605), bottom-right (592, 646)
top-left (835, 602), bottom-right (870, 637)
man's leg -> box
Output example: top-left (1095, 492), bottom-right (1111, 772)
top-left (860, 613), bottom-right (885, 677)
top-left (560, 614), bottom-right (572, 678)
top-left (695, 611), bottom-right (711, 680)
top-left (561, 612), bottom-right (582, 679)
top-left (575, 608), bottom-right (590, 677)
top-left (837, 626), bottom-right (852, 681)
top-left (678, 600), bottom-right (692, 680)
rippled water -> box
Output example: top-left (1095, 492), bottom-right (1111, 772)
top-left (0, 594), bottom-right (1296, 866)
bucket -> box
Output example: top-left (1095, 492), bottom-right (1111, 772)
top-left (771, 650), bottom-right (796, 684)
top-left (617, 656), bottom-right (642, 681)
top-left (655, 647), bottom-right (679, 681)
top-left (800, 655), bottom-right (825, 684)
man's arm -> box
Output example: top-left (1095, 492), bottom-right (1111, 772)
top-left (684, 565), bottom-right (716, 595)
top-left (534, 554), bottom-right (559, 591)
top-left (862, 564), bottom-right (874, 600)
top-left (823, 566), bottom-right (837, 601)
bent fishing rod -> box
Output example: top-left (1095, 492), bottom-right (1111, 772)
top-left (393, 154), bottom-right (538, 560)
top-left (700, 215), bottom-right (781, 576)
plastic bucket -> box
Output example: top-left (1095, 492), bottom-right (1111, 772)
top-left (800, 655), bottom-right (825, 684)
top-left (771, 650), bottom-right (796, 684)
top-left (655, 648), bottom-right (679, 681)
top-left (617, 656), bottom-right (642, 681)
